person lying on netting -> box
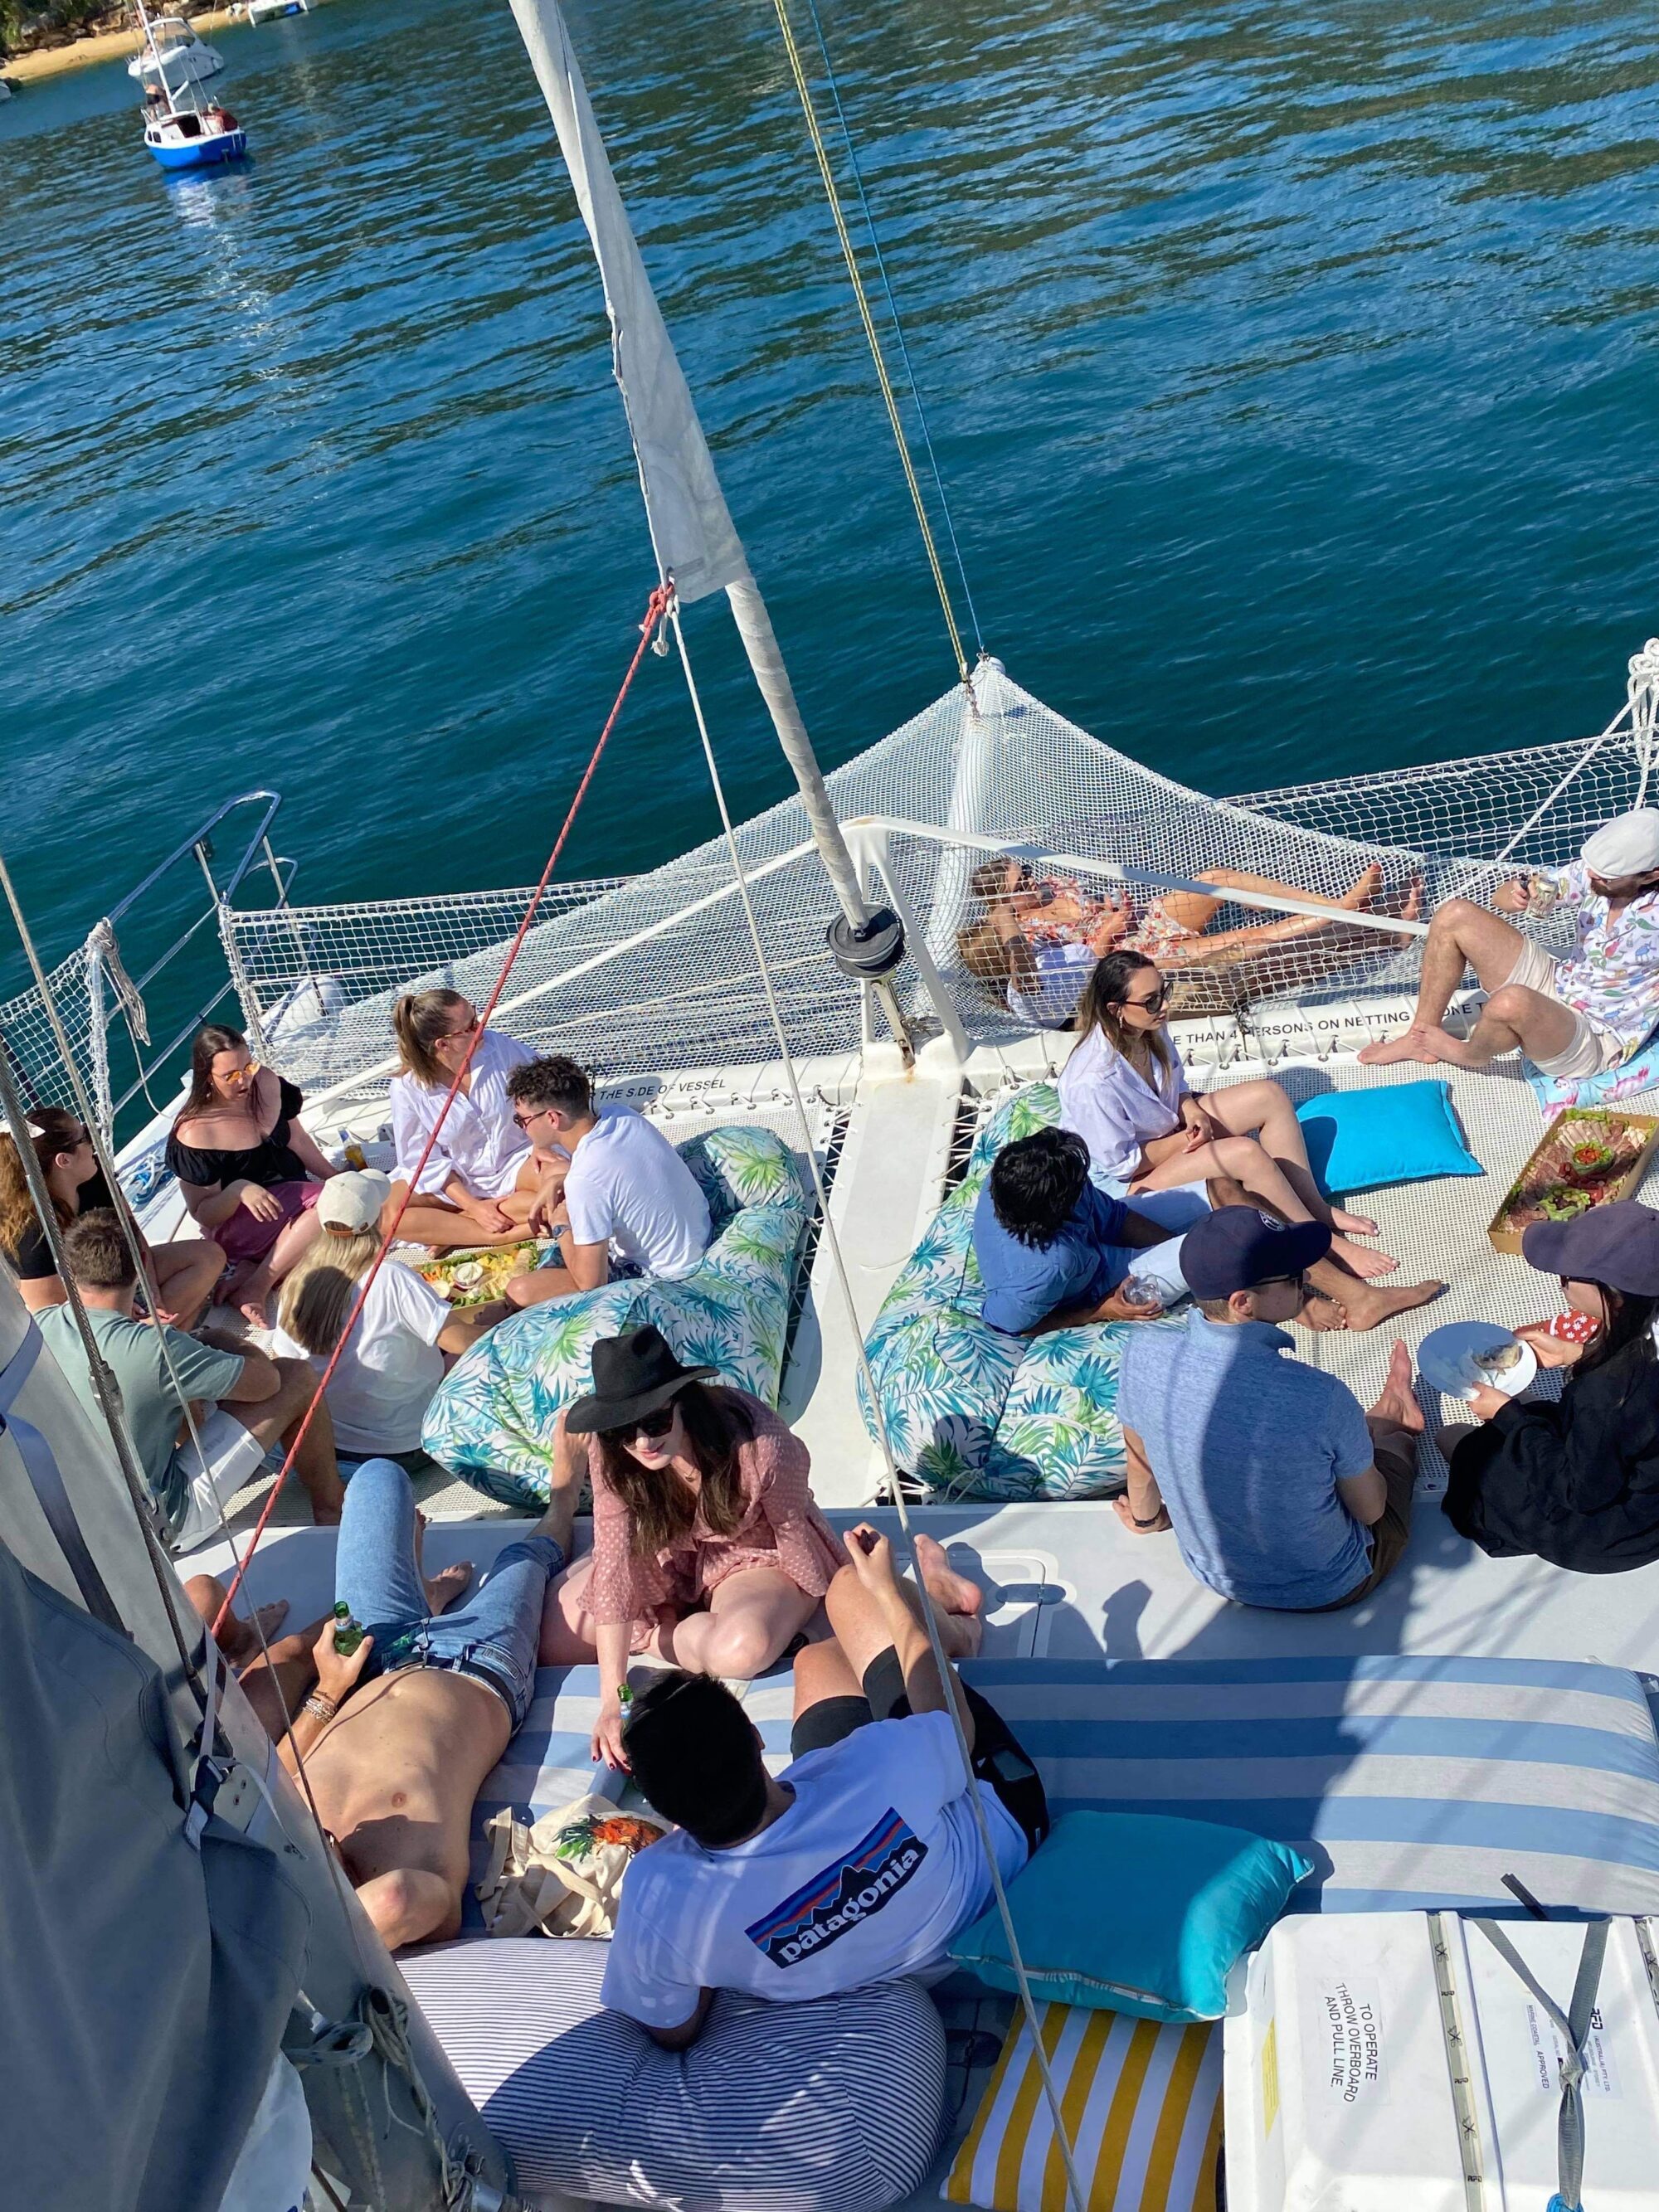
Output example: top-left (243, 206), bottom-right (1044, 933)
top-left (956, 853), bottom-right (1420, 1031)
top-left (41, 1209), bottom-right (345, 1551)
top-left (1115, 1207), bottom-right (1425, 1614)
top-left (272, 1451), bottom-right (577, 1951)
top-left (1360, 809), bottom-right (1659, 1078)
top-left (495, 1055), bottom-right (712, 1310)
top-left (600, 1522), bottom-right (1046, 2049)
top-left (1058, 951), bottom-right (1443, 1331)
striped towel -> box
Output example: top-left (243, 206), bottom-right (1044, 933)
top-left (946, 2005), bottom-right (1221, 2212)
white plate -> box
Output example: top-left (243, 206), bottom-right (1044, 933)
top-left (1417, 1320), bottom-right (1538, 1404)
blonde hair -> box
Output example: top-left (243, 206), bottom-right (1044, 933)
top-left (276, 1222), bottom-right (381, 1354)
top-left (393, 988), bottom-right (468, 1088)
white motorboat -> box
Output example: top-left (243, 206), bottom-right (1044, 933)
top-left (9, 2), bottom-right (1659, 2210)
top-left (247, 0), bottom-right (308, 21)
top-left (127, 12), bottom-right (225, 84)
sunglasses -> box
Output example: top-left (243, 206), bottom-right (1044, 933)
top-left (440, 1013), bottom-right (479, 1041)
top-left (512, 1106), bottom-right (550, 1130)
top-left (1121, 984), bottom-right (1170, 1012)
top-left (603, 1403), bottom-right (678, 1445)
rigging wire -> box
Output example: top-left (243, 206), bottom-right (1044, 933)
top-left (0, 853), bottom-right (385, 1986)
top-left (771, 0), bottom-right (979, 695)
top-left (210, 580), bottom-right (674, 1636)
top-left (797, 0), bottom-right (985, 659)
top-left (667, 596), bottom-right (1088, 2212)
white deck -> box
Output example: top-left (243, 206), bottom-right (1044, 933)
top-left (196, 1028), bottom-right (1659, 1679)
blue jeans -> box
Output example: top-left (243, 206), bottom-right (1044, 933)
top-left (333, 1458), bottom-right (564, 1729)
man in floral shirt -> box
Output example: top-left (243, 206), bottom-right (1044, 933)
top-left (1361, 809), bottom-right (1659, 1077)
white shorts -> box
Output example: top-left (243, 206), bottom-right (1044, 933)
top-left (1502, 940), bottom-right (1626, 1079)
top-left (168, 1406), bottom-right (269, 1554)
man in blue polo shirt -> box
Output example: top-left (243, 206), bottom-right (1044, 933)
top-left (1115, 1206), bottom-right (1423, 1610)
top-left (972, 1127), bottom-right (1190, 1335)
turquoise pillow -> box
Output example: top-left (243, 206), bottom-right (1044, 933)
top-left (947, 1809), bottom-right (1312, 2022)
top-left (1295, 1079), bottom-right (1481, 1196)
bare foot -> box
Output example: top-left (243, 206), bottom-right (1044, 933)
top-left (237, 1267), bottom-right (275, 1328)
top-left (1338, 863), bottom-right (1385, 912)
top-left (1331, 1235), bottom-right (1398, 1279)
top-left (1370, 1339), bottom-right (1425, 1432)
top-left (218, 1597), bottom-right (291, 1664)
top-left (1358, 1026), bottom-right (1440, 1067)
top-left (1297, 1291), bottom-right (1350, 1332)
top-left (1331, 1207), bottom-right (1380, 1237)
top-left (913, 1533), bottom-right (984, 1659)
top-left (1399, 877), bottom-right (1423, 923)
top-left (1409, 1023), bottom-right (1493, 1070)
top-left (426, 1561), bottom-right (474, 1615)
top-left (1338, 1277), bottom-right (1445, 1333)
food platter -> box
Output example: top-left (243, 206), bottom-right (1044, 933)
top-left (1486, 1108), bottom-right (1659, 1254)
top-left (415, 1237), bottom-right (557, 1307)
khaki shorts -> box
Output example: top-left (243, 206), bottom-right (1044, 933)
top-left (1502, 938), bottom-right (1626, 1079)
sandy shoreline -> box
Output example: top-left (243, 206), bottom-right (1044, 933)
top-left (4, 7), bottom-right (250, 85)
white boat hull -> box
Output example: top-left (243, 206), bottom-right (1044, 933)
top-left (129, 39), bottom-right (224, 84)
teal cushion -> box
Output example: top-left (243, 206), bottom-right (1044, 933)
top-left (947, 1809), bottom-right (1312, 2021)
top-left (1295, 1078), bottom-right (1481, 1195)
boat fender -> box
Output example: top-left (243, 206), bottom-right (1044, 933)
top-left (827, 905), bottom-right (905, 980)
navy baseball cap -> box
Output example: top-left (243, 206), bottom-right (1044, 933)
top-left (1181, 1206), bottom-right (1332, 1300)
top-left (1521, 1200), bottom-right (1659, 1296)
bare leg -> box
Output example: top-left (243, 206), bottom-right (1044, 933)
top-left (148, 1239), bottom-right (225, 1329)
top-left (664, 1567), bottom-right (822, 1680)
top-left (381, 1182), bottom-right (533, 1252)
top-left (236, 1205), bottom-right (326, 1326)
top-left (538, 1553), bottom-right (601, 1665)
top-left (1159, 863), bottom-right (1382, 941)
top-left (1359, 897), bottom-right (1535, 1065)
top-left (1202, 1174), bottom-right (1438, 1330)
top-left (1410, 982), bottom-right (1582, 1071)
top-left (1141, 1104), bottom-right (1397, 1279)
top-left (223, 1359), bottom-right (344, 1524)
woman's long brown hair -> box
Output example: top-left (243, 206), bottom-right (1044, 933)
top-left (1073, 950), bottom-right (1173, 1079)
top-left (0, 1107), bottom-right (82, 1259)
top-left (393, 989), bottom-right (468, 1088)
top-left (594, 1383), bottom-right (755, 1558)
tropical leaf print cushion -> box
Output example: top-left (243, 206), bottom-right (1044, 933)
top-left (859, 1082), bottom-right (1143, 1501)
top-left (421, 1125), bottom-right (809, 1509)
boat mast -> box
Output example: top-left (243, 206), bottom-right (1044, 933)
top-left (134, 0), bottom-right (175, 110)
top-left (507, 0), bottom-right (916, 1056)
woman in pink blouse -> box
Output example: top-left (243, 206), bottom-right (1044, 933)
top-left (538, 1327), bottom-right (842, 1768)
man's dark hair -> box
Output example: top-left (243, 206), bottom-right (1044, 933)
top-left (988, 1128), bottom-right (1092, 1250)
top-left (622, 1668), bottom-right (768, 1848)
top-left (505, 1054), bottom-right (593, 1120)
top-left (61, 1208), bottom-right (136, 1291)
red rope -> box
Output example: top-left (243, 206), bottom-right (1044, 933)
top-left (211, 582), bottom-right (674, 1637)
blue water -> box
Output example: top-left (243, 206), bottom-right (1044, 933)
top-left (7, 0), bottom-right (1659, 1003)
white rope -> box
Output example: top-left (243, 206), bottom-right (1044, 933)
top-left (0, 849), bottom-right (378, 1988)
top-left (669, 602), bottom-right (1089, 2212)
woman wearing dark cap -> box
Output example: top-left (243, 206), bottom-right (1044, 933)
top-left (538, 1327), bottom-right (969, 1771)
top-left (1442, 1201), bottom-right (1659, 1572)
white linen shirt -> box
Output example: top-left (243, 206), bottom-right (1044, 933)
top-left (1057, 1023), bottom-right (1187, 1185)
top-left (1539, 861), bottom-right (1659, 1059)
top-left (389, 1026), bottom-right (535, 1199)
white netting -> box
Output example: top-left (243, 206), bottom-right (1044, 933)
top-left (0, 941), bottom-right (105, 1128)
top-left (212, 657), bottom-right (1659, 1111)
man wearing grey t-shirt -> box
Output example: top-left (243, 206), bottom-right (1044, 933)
top-left (1116, 1208), bottom-right (1423, 1611)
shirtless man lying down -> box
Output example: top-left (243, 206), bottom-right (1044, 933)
top-left (275, 1455), bottom-right (574, 1951)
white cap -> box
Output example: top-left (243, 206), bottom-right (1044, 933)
top-left (318, 1169), bottom-right (392, 1234)
top-left (1581, 809), bottom-right (1659, 878)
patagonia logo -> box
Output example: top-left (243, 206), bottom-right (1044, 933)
top-left (745, 1810), bottom-right (928, 1968)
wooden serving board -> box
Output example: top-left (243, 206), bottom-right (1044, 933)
top-left (1486, 1106), bottom-right (1659, 1256)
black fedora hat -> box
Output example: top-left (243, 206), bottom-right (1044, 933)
top-left (563, 1325), bottom-right (718, 1436)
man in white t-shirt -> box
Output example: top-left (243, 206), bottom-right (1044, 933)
top-left (500, 1056), bottom-right (711, 1310)
top-left (601, 1524), bottom-right (1049, 2047)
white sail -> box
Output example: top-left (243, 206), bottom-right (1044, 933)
top-left (507, 0), bottom-right (746, 604)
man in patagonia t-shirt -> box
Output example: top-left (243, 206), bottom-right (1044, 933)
top-left (601, 1525), bottom-right (1049, 2046)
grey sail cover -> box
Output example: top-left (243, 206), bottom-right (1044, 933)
top-left (508, 0), bottom-right (748, 604)
top-left (0, 1535), bottom-right (311, 2212)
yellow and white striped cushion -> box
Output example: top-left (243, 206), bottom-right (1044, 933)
top-left (945, 2002), bottom-right (1222, 2212)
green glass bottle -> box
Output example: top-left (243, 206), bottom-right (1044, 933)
top-left (332, 1598), bottom-right (363, 1656)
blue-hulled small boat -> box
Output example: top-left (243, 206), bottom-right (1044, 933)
top-left (144, 100), bottom-right (248, 167)
top-left (135, 0), bottom-right (247, 168)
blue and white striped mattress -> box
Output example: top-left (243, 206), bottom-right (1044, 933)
top-left (470, 1652), bottom-right (1659, 1924)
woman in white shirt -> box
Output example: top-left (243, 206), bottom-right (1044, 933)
top-left (1058, 950), bottom-right (1399, 1282)
top-left (387, 990), bottom-right (538, 1249)
top-left (274, 1170), bottom-right (509, 1459)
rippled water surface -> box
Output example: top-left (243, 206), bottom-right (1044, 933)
top-left (6, 0), bottom-right (1659, 986)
